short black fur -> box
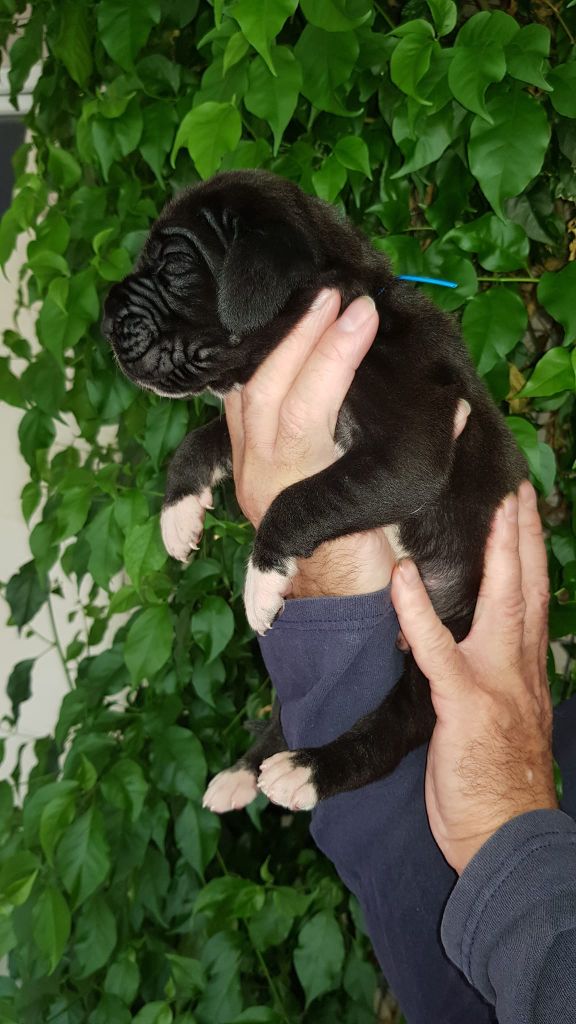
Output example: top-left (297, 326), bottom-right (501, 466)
top-left (103, 170), bottom-right (527, 805)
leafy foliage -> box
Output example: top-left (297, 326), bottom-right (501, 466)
top-left (1, 0), bottom-right (576, 1021)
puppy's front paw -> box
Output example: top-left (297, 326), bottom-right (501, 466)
top-left (244, 557), bottom-right (296, 635)
top-left (202, 767), bottom-right (258, 813)
top-left (258, 750), bottom-right (318, 811)
top-left (161, 488), bottom-right (213, 562)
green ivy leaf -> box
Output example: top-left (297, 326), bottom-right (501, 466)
top-left (334, 136), bottom-right (372, 178)
top-left (51, 0), bottom-right (93, 87)
top-left (100, 759), bottom-right (149, 822)
top-left (140, 102), bottom-right (178, 183)
top-left (519, 347), bottom-right (575, 397)
top-left (8, 9), bottom-right (43, 104)
top-left (538, 263), bottom-right (576, 343)
top-left (132, 1002), bottom-right (173, 1024)
top-left (123, 520), bottom-right (167, 588)
top-left (506, 416), bottom-right (556, 495)
top-left (312, 154), bottom-right (347, 202)
top-left (85, 505), bottom-right (124, 589)
top-left (104, 954), bottom-right (141, 1005)
top-left (0, 852), bottom-right (40, 906)
top-left (172, 101), bottom-right (242, 177)
top-left (6, 659), bottom-right (34, 723)
top-left (392, 102), bottom-right (467, 176)
top-left (294, 912), bottom-right (345, 1007)
top-left (165, 954), bottom-right (206, 1000)
top-left (426, 0), bottom-right (457, 37)
top-left (142, 401), bottom-right (189, 470)
top-left (47, 146), bottom-right (82, 189)
top-left (5, 561), bottom-right (48, 630)
top-left (191, 595), bottom-right (235, 662)
top-left (150, 726), bottom-right (206, 800)
top-left (0, 357), bottom-right (25, 408)
top-left (174, 802), bottom-right (220, 879)
top-left (390, 26), bottom-right (436, 104)
top-left (223, 31), bottom-right (251, 75)
top-left (72, 894), bottom-right (117, 978)
top-left (39, 790), bottom-right (76, 865)
top-left (56, 806), bottom-right (111, 908)
top-left (124, 605), bottom-right (174, 684)
top-left (549, 62), bottom-right (576, 117)
top-left (462, 288), bottom-right (527, 375)
top-left (32, 887), bottom-right (71, 974)
top-left (300, 0), bottom-right (371, 32)
top-left (448, 11), bottom-right (518, 120)
top-left (57, 486), bottom-right (93, 540)
top-left (229, 0), bottom-right (298, 75)
top-left (295, 24), bottom-right (359, 115)
top-left (504, 23), bottom-right (552, 91)
top-left (449, 213), bottom-right (529, 271)
top-left (18, 407), bottom-right (55, 470)
top-left (245, 48), bottom-right (302, 155)
top-left (468, 89), bottom-right (550, 218)
top-left (97, 0), bottom-right (161, 71)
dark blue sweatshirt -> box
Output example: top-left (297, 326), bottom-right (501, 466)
top-left (258, 586), bottom-right (576, 1024)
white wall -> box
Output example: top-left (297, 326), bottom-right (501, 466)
top-left (0, 233), bottom-right (72, 793)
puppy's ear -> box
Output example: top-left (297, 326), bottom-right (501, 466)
top-left (217, 220), bottom-right (315, 334)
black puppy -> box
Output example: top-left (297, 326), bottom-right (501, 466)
top-left (103, 169), bottom-right (526, 814)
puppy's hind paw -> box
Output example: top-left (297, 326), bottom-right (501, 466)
top-left (161, 488), bottom-right (213, 562)
top-left (202, 767), bottom-right (259, 813)
top-left (244, 557), bottom-right (297, 635)
top-left (258, 750), bottom-right (318, 812)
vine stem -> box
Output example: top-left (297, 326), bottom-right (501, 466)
top-left (373, 1), bottom-right (396, 30)
top-left (477, 276), bottom-right (539, 283)
top-left (46, 591), bottom-right (73, 690)
top-left (215, 851), bottom-right (291, 1024)
top-left (541, 0), bottom-right (576, 44)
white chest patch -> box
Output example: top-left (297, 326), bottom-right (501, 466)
top-left (383, 523), bottom-right (410, 561)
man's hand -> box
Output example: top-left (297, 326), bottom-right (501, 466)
top-left (391, 481), bottom-right (557, 875)
top-left (224, 289), bottom-right (396, 598)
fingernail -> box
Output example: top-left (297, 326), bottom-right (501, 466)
top-left (398, 559), bottom-right (419, 586)
top-left (336, 296), bottom-right (376, 333)
top-left (311, 288), bottom-right (334, 311)
top-left (504, 494), bottom-right (518, 521)
top-left (519, 480), bottom-right (536, 507)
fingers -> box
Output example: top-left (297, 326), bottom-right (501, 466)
top-left (391, 560), bottom-right (464, 696)
top-left (278, 295), bottom-right (379, 443)
top-left (224, 389), bottom-right (245, 472)
top-left (242, 289), bottom-right (342, 448)
top-left (470, 495), bottom-right (524, 652)
top-left (517, 480), bottom-right (549, 669)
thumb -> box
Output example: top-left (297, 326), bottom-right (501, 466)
top-left (391, 560), bottom-right (465, 696)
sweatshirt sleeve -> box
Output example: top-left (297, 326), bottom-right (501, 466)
top-left (442, 808), bottom-right (576, 1024)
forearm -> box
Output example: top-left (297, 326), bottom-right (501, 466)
top-left (290, 530), bottom-right (394, 599)
top-left (442, 808), bottom-right (576, 1024)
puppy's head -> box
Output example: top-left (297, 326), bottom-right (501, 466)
top-left (102, 170), bottom-right (326, 397)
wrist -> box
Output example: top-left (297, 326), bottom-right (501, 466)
top-left (290, 530), bottom-right (394, 599)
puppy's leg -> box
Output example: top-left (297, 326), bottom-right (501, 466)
top-left (244, 446), bottom-right (450, 633)
top-left (161, 418), bottom-right (232, 562)
top-left (203, 701), bottom-right (287, 813)
top-left (259, 659), bottom-right (434, 810)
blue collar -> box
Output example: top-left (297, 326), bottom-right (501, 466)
top-left (396, 275), bottom-right (457, 289)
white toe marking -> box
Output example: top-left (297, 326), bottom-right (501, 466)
top-left (258, 750), bottom-right (318, 811)
top-left (161, 489), bottom-right (212, 562)
top-left (202, 768), bottom-right (258, 814)
top-left (244, 556), bottom-right (297, 634)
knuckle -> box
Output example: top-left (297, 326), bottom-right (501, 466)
top-left (279, 398), bottom-right (310, 438)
